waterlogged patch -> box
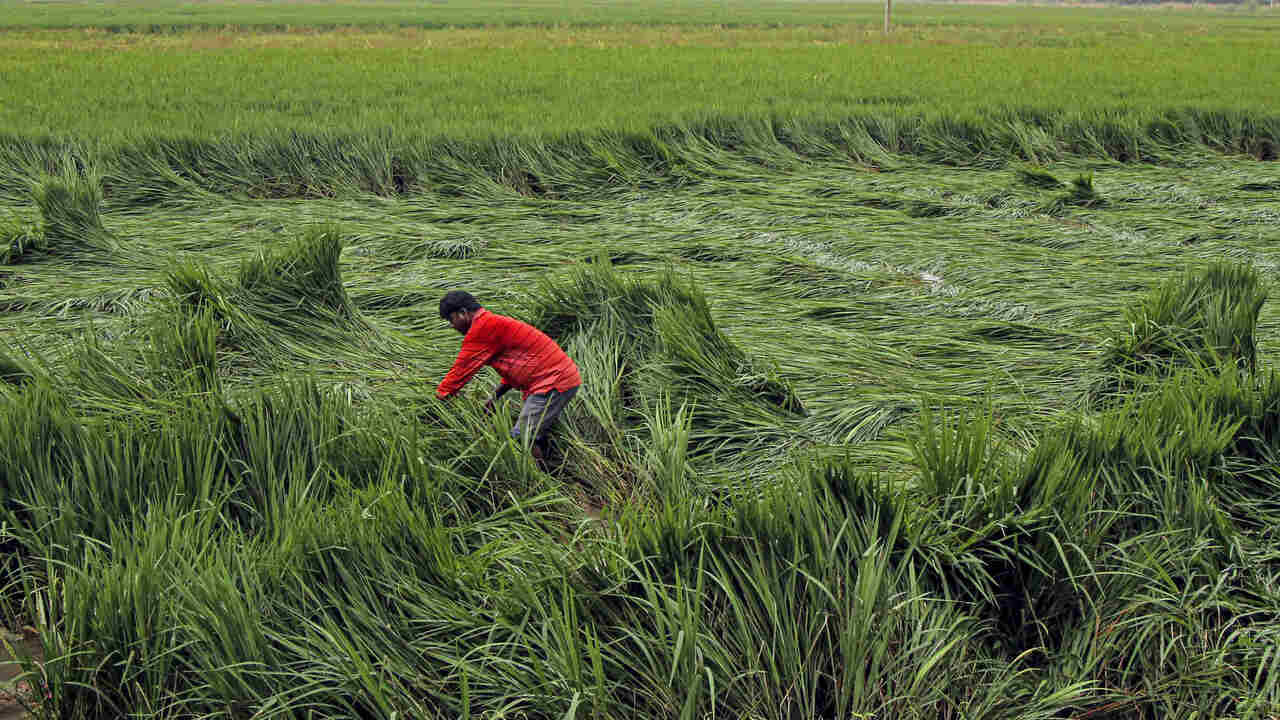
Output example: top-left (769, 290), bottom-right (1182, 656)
top-left (1236, 181), bottom-right (1280, 192)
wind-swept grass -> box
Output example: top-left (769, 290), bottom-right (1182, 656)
top-left (237, 223), bottom-right (355, 322)
top-left (528, 258), bottom-right (803, 475)
top-left (1098, 262), bottom-right (1267, 399)
top-left (0, 209), bottom-right (41, 264)
top-left (29, 174), bottom-right (113, 254)
top-left (1058, 173), bottom-right (1105, 209)
top-left (4, 211), bottom-right (1280, 718)
top-left (0, 107), bottom-right (1277, 209)
top-left (162, 223), bottom-right (394, 367)
top-left (2, 9), bottom-right (1280, 712)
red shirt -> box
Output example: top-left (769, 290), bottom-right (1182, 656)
top-left (436, 309), bottom-right (581, 400)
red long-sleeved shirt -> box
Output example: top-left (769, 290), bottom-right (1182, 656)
top-left (436, 309), bottom-right (581, 400)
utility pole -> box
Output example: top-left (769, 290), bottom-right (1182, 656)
top-left (884, 0), bottom-right (893, 33)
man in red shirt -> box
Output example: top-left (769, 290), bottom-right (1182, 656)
top-left (436, 291), bottom-right (582, 462)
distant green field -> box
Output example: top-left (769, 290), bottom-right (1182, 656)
top-left (0, 41), bottom-right (1275, 140)
top-left (4, 4), bottom-right (1280, 720)
top-left (0, 0), bottom-right (1272, 30)
top-left (1, 2), bottom-right (1278, 140)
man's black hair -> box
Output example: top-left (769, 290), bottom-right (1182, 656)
top-left (439, 290), bottom-right (482, 320)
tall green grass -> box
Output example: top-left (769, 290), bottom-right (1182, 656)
top-left (2, 7), bottom-right (1279, 715)
top-left (2, 108), bottom-right (1277, 210)
top-left (2, 26), bottom-right (1278, 157)
top-left (4, 253), bottom-right (1280, 717)
top-left (1098, 262), bottom-right (1267, 398)
top-left (2, 0), bottom-right (1274, 32)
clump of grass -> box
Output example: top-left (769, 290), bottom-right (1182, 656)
top-left (529, 257), bottom-right (803, 467)
top-left (1058, 173), bottom-right (1104, 208)
top-left (31, 174), bottom-right (115, 252)
top-left (527, 254), bottom-right (697, 346)
top-left (0, 210), bottom-right (43, 264)
top-left (167, 261), bottom-right (228, 313)
top-left (1098, 261), bottom-right (1266, 398)
top-left (0, 348), bottom-right (35, 386)
top-left (144, 308), bottom-right (222, 392)
top-left (238, 224), bottom-right (354, 321)
top-left (651, 295), bottom-right (804, 415)
top-left (1016, 165), bottom-right (1063, 189)
top-left (161, 225), bottom-right (375, 360)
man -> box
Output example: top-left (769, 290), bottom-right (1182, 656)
top-left (436, 290), bottom-right (581, 463)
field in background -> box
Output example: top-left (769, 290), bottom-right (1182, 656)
top-left (2, 0), bottom-right (1273, 30)
top-left (3, 2), bottom-right (1280, 718)
top-left (2, 1), bottom-right (1278, 137)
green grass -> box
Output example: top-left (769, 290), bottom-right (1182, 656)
top-left (5, 247), bottom-right (1280, 717)
top-left (2, 2), bottom-right (1279, 141)
top-left (0, 0), bottom-right (1272, 31)
top-left (2, 39), bottom-right (1278, 140)
top-left (4, 3), bottom-right (1280, 718)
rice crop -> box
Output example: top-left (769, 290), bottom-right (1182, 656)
top-left (2, 21), bottom-right (1279, 144)
top-left (0, 210), bottom-right (40, 264)
top-left (1098, 262), bottom-right (1267, 396)
top-left (4, 3), bottom-right (1280, 718)
top-left (0, 144), bottom-right (1277, 717)
top-left (2, 0), bottom-right (1273, 33)
top-left (29, 174), bottom-right (114, 255)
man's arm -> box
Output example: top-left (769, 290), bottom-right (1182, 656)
top-left (436, 333), bottom-right (496, 399)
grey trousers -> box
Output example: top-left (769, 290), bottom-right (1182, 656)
top-left (511, 385), bottom-right (580, 443)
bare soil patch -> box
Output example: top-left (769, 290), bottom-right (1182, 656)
top-left (0, 629), bottom-right (41, 720)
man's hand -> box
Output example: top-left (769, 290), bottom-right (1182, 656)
top-left (486, 383), bottom-right (513, 416)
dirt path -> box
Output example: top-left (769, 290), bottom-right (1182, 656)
top-left (0, 629), bottom-right (40, 720)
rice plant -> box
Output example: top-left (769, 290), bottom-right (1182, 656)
top-left (1098, 262), bottom-right (1267, 399)
top-left (30, 174), bottom-right (114, 253)
top-left (5, 187), bottom-right (1280, 720)
top-left (0, 210), bottom-right (43, 264)
top-left (237, 223), bottom-right (355, 322)
top-left (2, 10), bottom-right (1280, 716)
top-left (527, 257), bottom-right (803, 475)
top-left (1061, 173), bottom-right (1104, 207)
top-left (0, 347), bottom-right (36, 386)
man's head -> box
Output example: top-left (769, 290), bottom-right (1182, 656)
top-left (439, 290), bottom-right (482, 334)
